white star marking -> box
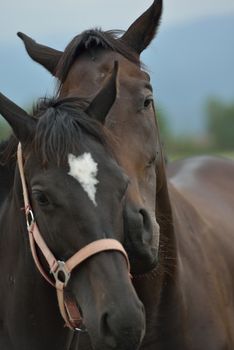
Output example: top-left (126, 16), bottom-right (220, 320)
top-left (68, 153), bottom-right (99, 206)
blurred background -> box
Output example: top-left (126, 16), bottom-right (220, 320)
top-left (0, 0), bottom-right (234, 159)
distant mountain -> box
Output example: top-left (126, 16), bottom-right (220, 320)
top-left (0, 15), bottom-right (233, 135)
top-left (143, 15), bottom-right (234, 135)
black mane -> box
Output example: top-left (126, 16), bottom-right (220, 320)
top-left (0, 96), bottom-right (110, 168)
top-left (56, 29), bottom-right (140, 83)
top-left (33, 97), bottom-right (109, 165)
top-left (0, 135), bottom-right (18, 166)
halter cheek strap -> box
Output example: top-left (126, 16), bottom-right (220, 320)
top-left (17, 143), bottom-right (130, 331)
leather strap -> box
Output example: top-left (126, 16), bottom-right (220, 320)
top-left (28, 224), bottom-right (55, 287)
top-left (66, 238), bottom-right (130, 273)
top-left (18, 143), bottom-right (58, 285)
top-left (55, 238), bottom-right (130, 329)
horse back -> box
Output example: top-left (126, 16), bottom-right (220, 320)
top-left (167, 156), bottom-right (234, 349)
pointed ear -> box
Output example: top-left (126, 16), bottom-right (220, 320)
top-left (86, 61), bottom-right (118, 124)
top-left (121, 0), bottom-right (163, 55)
top-left (0, 92), bottom-right (36, 144)
top-left (17, 32), bottom-right (63, 76)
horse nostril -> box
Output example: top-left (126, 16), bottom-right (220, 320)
top-left (124, 205), bottom-right (154, 246)
top-left (100, 312), bottom-right (117, 348)
top-left (139, 208), bottom-right (151, 233)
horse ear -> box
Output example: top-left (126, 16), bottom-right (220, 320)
top-left (0, 93), bottom-right (36, 144)
top-left (121, 0), bottom-right (163, 55)
top-left (17, 32), bottom-right (63, 76)
top-left (86, 61), bottom-right (118, 124)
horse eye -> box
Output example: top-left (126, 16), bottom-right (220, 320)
top-left (33, 191), bottom-right (50, 206)
top-left (144, 96), bottom-right (153, 109)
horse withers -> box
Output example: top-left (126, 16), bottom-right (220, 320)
top-left (0, 65), bottom-right (145, 350)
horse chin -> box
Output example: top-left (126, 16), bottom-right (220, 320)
top-left (128, 248), bottom-right (159, 275)
top-left (91, 334), bottom-right (144, 350)
top-left (87, 317), bottom-right (145, 350)
top-left (80, 298), bottom-right (145, 350)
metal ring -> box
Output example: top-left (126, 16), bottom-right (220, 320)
top-left (52, 261), bottom-right (71, 286)
top-left (26, 209), bottom-right (35, 229)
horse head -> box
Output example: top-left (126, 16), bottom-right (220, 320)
top-left (0, 64), bottom-right (145, 350)
top-left (18, 0), bottom-right (165, 275)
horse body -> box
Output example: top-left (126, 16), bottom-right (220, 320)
top-left (168, 157), bottom-right (234, 349)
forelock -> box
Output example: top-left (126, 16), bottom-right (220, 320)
top-left (56, 29), bottom-right (140, 83)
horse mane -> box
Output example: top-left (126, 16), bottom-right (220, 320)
top-left (56, 29), bottom-right (140, 84)
top-left (0, 96), bottom-right (112, 168)
top-left (0, 135), bottom-right (18, 166)
top-left (33, 96), bottom-right (112, 166)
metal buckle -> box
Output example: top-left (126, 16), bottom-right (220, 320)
top-left (75, 325), bottom-right (87, 333)
top-left (26, 209), bottom-right (35, 229)
top-left (52, 261), bottom-right (71, 286)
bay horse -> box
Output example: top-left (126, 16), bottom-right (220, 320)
top-left (0, 65), bottom-right (146, 350)
top-left (14, 0), bottom-right (234, 348)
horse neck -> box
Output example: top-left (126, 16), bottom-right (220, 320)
top-left (0, 140), bottom-right (24, 256)
top-left (133, 166), bottom-right (188, 347)
top-left (0, 166), bottom-right (29, 255)
top-left (147, 180), bottom-right (210, 347)
top-left (0, 169), bottom-right (12, 210)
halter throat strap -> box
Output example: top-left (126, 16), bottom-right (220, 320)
top-left (17, 143), bottom-right (130, 330)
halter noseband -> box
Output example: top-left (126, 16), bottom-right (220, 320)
top-left (17, 143), bottom-right (130, 331)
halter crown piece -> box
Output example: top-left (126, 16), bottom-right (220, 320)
top-left (17, 143), bottom-right (131, 331)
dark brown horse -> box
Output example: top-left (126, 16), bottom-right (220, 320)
top-left (15, 0), bottom-right (234, 348)
top-left (0, 66), bottom-right (146, 350)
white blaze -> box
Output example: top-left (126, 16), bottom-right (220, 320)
top-left (68, 153), bottom-right (99, 206)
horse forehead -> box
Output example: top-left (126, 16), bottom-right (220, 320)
top-left (66, 50), bottom-right (146, 87)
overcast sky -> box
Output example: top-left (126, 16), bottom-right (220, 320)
top-left (1, 0), bottom-right (234, 46)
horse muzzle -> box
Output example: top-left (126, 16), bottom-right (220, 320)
top-left (68, 251), bottom-right (146, 350)
top-left (124, 204), bottom-right (160, 274)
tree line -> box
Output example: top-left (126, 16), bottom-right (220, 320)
top-left (158, 97), bottom-right (234, 157)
